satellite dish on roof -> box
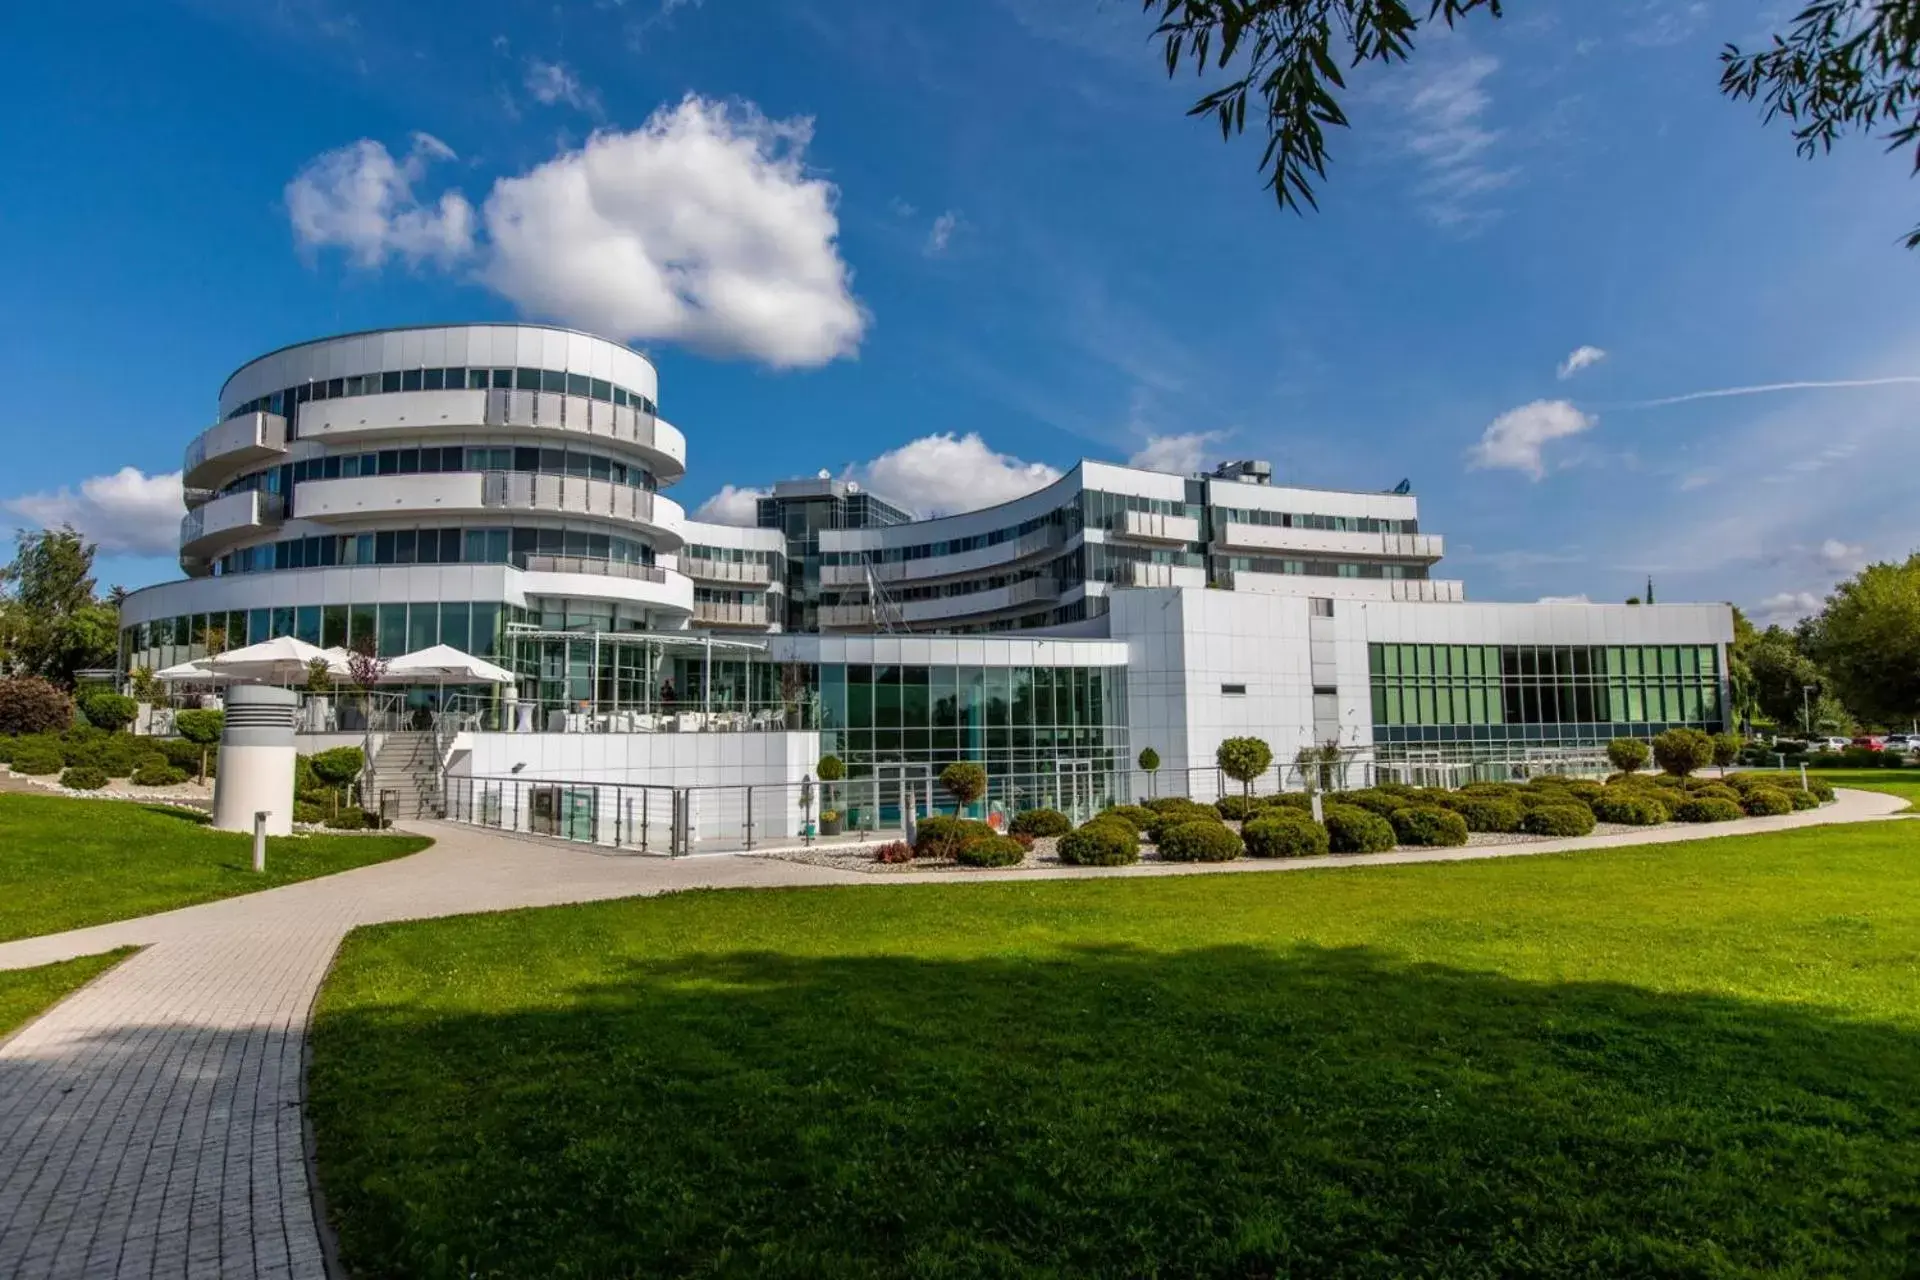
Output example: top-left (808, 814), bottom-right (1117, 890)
top-left (1391, 478), bottom-right (1412, 494)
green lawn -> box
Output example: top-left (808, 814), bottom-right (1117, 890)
top-left (1781, 766), bottom-right (1920, 809)
top-left (314, 817), bottom-right (1920, 1278)
top-left (0, 793), bottom-right (431, 943)
top-left (0, 950), bottom-right (136, 1040)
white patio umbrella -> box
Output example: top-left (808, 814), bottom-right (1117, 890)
top-left (203, 635), bottom-right (350, 684)
top-left (380, 643), bottom-right (516, 685)
top-left (154, 658), bottom-right (224, 682)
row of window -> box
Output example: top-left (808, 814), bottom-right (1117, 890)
top-left (1219, 556), bottom-right (1427, 580)
top-left (227, 365), bottom-right (658, 424)
top-left (125, 600), bottom-right (510, 665)
top-left (819, 509), bottom-right (1070, 565)
top-left (1371, 680), bottom-right (1723, 728)
top-left (1215, 508), bottom-right (1418, 534)
top-left (683, 547), bottom-right (780, 566)
top-left (693, 587), bottom-right (768, 605)
top-left (216, 446), bottom-right (657, 500)
top-left (817, 663), bottom-right (1127, 733)
top-left (1371, 644), bottom-right (1721, 680)
top-left (211, 526), bottom-right (659, 576)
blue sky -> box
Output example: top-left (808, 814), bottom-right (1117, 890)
top-left (3, 0), bottom-right (1917, 623)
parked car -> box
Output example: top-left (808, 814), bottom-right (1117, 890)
top-left (1883, 734), bottom-right (1919, 753)
top-left (1850, 735), bottom-right (1886, 751)
top-left (1818, 736), bottom-right (1852, 752)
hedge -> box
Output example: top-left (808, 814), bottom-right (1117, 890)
top-left (1242, 813), bottom-right (1330, 858)
top-left (1332, 789), bottom-right (1404, 818)
top-left (60, 765), bottom-right (109, 791)
top-left (1448, 796), bottom-right (1524, 833)
top-left (1739, 788), bottom-right (1794, 817)
top-left (1155, 820), bottom-right (1245, 862)
top-left (1009, 808), bottom-right (1072, 838)
top-left (1521, 804), bottom-right (1596, 837)
top-left (1214, 794), bottom-right (1264, 821)
top-left (1787, 788), bottom-right (1820, 811)
top-left (1057, 823), bottom-right (1140, 866)
top-left (1145, 808), bottom-right (1222, 845)
top-left (9, 738), bottom-right (67, 775)
top-left (1674, 797), bottom-right (1743, 823)
top-left (1590, 792), bottom-right (1669, 825)
top-left (131, 761), bottom-right (189, 787)
top-left (1323, 805), bottom-right (1396, 854)
top-left (957, 834), bottom-right (1027, 867)
top-left (913, 816), bottom-right (993, 859)
top-left (1096, 804), bottom-right (1156, 834)
top-left (1390, 806), bottom-right (1469, 848)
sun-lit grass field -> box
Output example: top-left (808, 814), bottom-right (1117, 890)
top-left (312, 811), bottom-right (1920, 1277)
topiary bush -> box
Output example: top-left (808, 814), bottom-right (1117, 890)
top-left (309, 746), bottom-right (365, 789)
top-left (913, 815), bottom-right (993, 860)
top-left (1215, 736), bottom-right (1274, 795)
top-left (59, 765), bottom-right (108, 791)
top-left (1241, 812), bottom-right (1331, 858)
top-left (1323, 805), bottom-right (1396, 853)
top-left (1688, 784), bottom-right (1742, 804)
top-left (1591, 792), bottom-right (1669, 825)
top-left (957, 834), bottom-right (1027, 867)
top-left (1332, 789), bottom-right (1403, 818)
top-left (1145, 807), bottom-right (1222, 845)
top-left (1009, 808), bottom-right (1072, 838)
top-left (1786, 787), bottom-right (1820, 811)
top-left (1521, 804), bottom-right (1597, 837)
top-left (1097, 804), bottom-right (1156, 834)
top-left (939, 761), bottom-right (988, 812)
top-left (1652, 727), bottom-right (1715, 777)
top-left (1057, 823), bottom-right (1140, 866)
top-left (9, 737), bottom-right (66, 775)
top-left (1674, 797), bottom-right (1743, 823)
top-left (78, 691), bottom-right (137, 733)
top-left (1142, 796), bottom-right (1208, 814)
top-left (131, 760), bottom-right (188, 787)
top-left (1214, 794), bottom-right (1264, 821)
top-left (1260, 793), bottom-right (1316, 813)
top-left (1447, 795), bottom-right (1524, 833)
top-left (1740, 787), bottom-right (1794, 817)
top-left (1606, 737), bottom-right (1651, 774)
top-left (1390, 806), bottom-right (1469, 848)
top-left (294, 801), bottom-right (326, 825)
top-left (0, 676), bottom-right (74, 736)
top-left (1156, 819), bottom-right (1245, 862)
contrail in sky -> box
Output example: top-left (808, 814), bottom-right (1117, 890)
top-left (1618, 376), bottom-right (1920, 409)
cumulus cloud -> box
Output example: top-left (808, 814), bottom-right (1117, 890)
top-left (1468, 399), bottom-right (1596, 479)
top-left (524, 58), bottom-right (600, 115)
top-left (853, 433), bottom-right (1060, 517)
top-left (925, 210), bottom-right (958, 256)
top-left (1755, 590), bottom-right (1823, 626)
top-left (1817, 538), bottom-right (1867, 571)
top-left (288, 97), bottom-right (867, 368)
top-left (4, 468), bottom-right (183, 556)
top-left (285, 133), bottom-right (475, 268)
top-left (1556, 344), bottom-right (1607, 379)
top-left (1128, 432), bottom-right (1220, 476)
top-left (692, 484), bottom-right (769, 526)
top-left (1536, 594), bottom-right (1591, 604)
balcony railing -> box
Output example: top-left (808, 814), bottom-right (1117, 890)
top-left (179, 490), bottom-right (286, 557)
top-left (480, 471), bottom-right (678, 534)
top-left (682, 557), bottom-right (778, 586)
top-left (693, 600), bottom-right (772, 627)
top-left (182, 412), bottom-right (289, 489)
top-left (514, 553), bottom-right (668, 583)
top-left (1112, 510), bottom-right (1202, 544)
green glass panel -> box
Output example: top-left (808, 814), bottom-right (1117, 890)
top-left (378, 603), bottom-right (408, 657)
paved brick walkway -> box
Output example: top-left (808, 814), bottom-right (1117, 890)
top-left (0, 787), bottom-right (1905, 1278)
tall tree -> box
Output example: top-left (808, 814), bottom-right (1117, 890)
top-left (1143, 1), bottom-right (1920, 247)
top-left (1744, 624), bottom-right (1831, 731)
top-left (0, 527), bottom-right (119, 686)
top-left (1801, 554), bottom-right (1920, 726)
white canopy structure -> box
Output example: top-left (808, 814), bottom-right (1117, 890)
top-left (203, 636), bottom-right (350, 684)
top-left (154, 658), bottom-right (221, 683)
top-left (380, 644), bottom-right (516, 686)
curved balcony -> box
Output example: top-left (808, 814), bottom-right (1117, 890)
top-left (182, 412), bottom-right (289, 491)
top-left (1215, 521), bottom-right (1444, 563)
top-left (1110, 510), bottom-right (1202, 545)
top-left (820, 525), bottom-right (1066, 589)
top-left (682, 555), bottom-right (781, 587)
top-left (178, 490), bottom-right (286, 575)
top-left (692, 599), bottom-right (776, 629)
top-left (288, 471), bottom-right (686, 549)
top-left (511, 554), bottom-right (693, 618)
top-left (820, 577), bottom-right (1059, 631)
top-left (295, 388), bottom-right (687, 485)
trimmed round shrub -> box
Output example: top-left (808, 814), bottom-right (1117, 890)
top-left (1652, 774), bottom-right (1688, 791)
top-left (1805, 776), bottom-right (1836, 802)
top-left (957, 834), bottom-right (1027, 867)
top-left (1145, 807), bottom-right (1222, 845)
top-left (131, 760), bottom-right (188, 787)
top-left (59, 765), bottom-right (108, 791)
top-left (1449, 796), bottom-right (1525, 833)
top-left (1242, 812), bottom-right (1331, 858)
top-left (1057, 823), bottom-right (1140, 866)
top-left (1260, 792), bottom-right (1316, 813)
top-left (1522, 804), bottom-right (1597, 837)
top-left (1097, 804), bottom-right (1156, 833)
top-left (309, 746), bottom-right (365, 789)
top-left (1009, 808), bottom-right (1072, 838)
top-left (913, 815), bottom-right (994, 860)
top-left (1371, 782), bottom-right (1418, 798)
top-left (1390, 806), bottom-right (1469, 848)
top-left (1687, 784), bottom-right (1741, 804)
top-left (156, 738), bottom-right (216, 777)
top-left (78, 692), bottom-right (137, 733)
top-left (1214, 794), bottom-right (1263, 821)
top-left (1156, 819), bottom-right (1245, 862)
top-left (1653, 727), bottom-right (1715, 777)
top-left (1606, 737), bottom-right (1651, 774)
top-left (1740, 788), bottom-right (1794, 817)
top-left (1591, 792), bottom-right (1668, 825)
top-left (1786, 787), bottom-right (1820, 811)
top-left (1333, 789), bottom-right (1403, 818)
top-left (293, 801), bottom-right (326, 825)
top-left (1323, 805), bottom-right (1396, 854)
top-left (9, 737), bottom-right (67, 775)
top-left (1674, 797), bottom-right (1743, 823)
top-left (1142, 796), bottom-right (1208, 814)
top-left (1564, 780), bottom-right (1604, 804)
top-left (0, 676), bottom-right (74, 737)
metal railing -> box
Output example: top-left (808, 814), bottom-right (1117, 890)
top-left (294, 690), bottom-right (414, 734)
top-left (481, 471), bottom-right (670, 528)
top-left (514, 553), bottom-right (668, 583)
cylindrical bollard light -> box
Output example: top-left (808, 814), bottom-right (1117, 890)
top-left (212, 686), bottom-right (299, 836)
top-left (253, 810), bottom-right (268, 872)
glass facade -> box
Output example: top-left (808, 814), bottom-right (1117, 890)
top-left (225, 363), bottom-right (658, 423)
top-left (214, 526), bottom-right (657, 576)
top-left (124, 601), bottom-right (508, 674)
top-left (1369, 643), bottom-right (1725, 751)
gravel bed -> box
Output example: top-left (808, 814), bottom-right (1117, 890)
top-left (1, 765), bottom-right (213, 807)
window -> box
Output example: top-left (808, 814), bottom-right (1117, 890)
top-left (1220, 683), bottom-right (1247, 696)
top-left (1311, 598), bottom-right (1335, 617)
top-left (401, 369), bottom-right (423, 392)
top-left (566, 372), bottom-right (591, 397)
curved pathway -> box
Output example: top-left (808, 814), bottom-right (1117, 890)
top-left (0, 787), bottom-right (1906, 1278)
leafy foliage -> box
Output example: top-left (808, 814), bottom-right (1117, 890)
top-left (1009, 808), bottom-right (1072, 837)
top-left (913, 816), bottom-right (994, 860)
top-left (0, 676), bottom-right (74, 736)
top-left (1446, 795), bottom-right (1524, 833)
top-left (1740, 788), bottom-right (1795, 818)
top-left (1097, 804), bottom-right (1157, 834)
top-left (1155, 818), bottom-right (1245, 862)
top-left (1801, 554), bottom-right (1920, 725)
top-left (78, 691), bottom-right (136, 732)
top-left (1057, 822), bottom-right (1140, 866)
top-left (1591, 792), bottom-right (1669, 826)
top-left (130, 761), bottom-right (188, 787)
top-left (957, 835), bottom-right (1027, 868)
top-left (1606, 737), bottom-right (1651, 774)
top-left (59, 765), bottom-right (108, 791)
top-left (1137, 746), bottom-right (1160, 773)
top-left (1521, 804), bottom-right (1597, 838)
top-left (8, 738), bottom-right (66, 775)
top-left (310, 747), bottom-right (366, 787)
top-left (1322, 804), bottom-right (1396, 853)
top-left (1652, 728), bottom-right (1715, 778)
top-left (0, 528), bottom-right (120, 685)
top-left (1390, 806), bottom-right (1469, 848)
top-left (1242, 811), bottom-right (1330, 858)
top-left (939, 762), bottom-right (988, 809)
top-left (1674, 797), bottom-right (1744, 824)
top-left (873, 840), bottom-right (913, 865)
top-left (1711, 733), bottom-right (1743, 770)
top-left (815, 754), bottom-right (846, 782)
top-left (1215, 736), bottom-right (1273, 793)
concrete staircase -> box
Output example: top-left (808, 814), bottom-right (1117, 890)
top-left (367, 732), bottom-right (444, 820)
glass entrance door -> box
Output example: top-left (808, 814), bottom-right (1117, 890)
top-left (870, 763), bottom-right (933, 832)
top-left (1053, 759), bottom-right (1097, 823)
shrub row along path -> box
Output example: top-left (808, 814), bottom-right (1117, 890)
top-left (0, 787), bottom-right (1908, 1280)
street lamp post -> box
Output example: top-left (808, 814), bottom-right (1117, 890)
top-left (1802, 685), bottom-right (1816, 738)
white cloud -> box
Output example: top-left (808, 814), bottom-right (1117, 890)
top-left (1556, 344), bottom-right (1607, 379)
top-left (1817, 538), bottom-right (1867, 571)
top-left (1627, 376), bottom-right (1920, 409)
top-left (1536, 594), bottom-right (1591, 604)
top-left (1756, 590), bottom-right (1823, 625)
top-left (1396, 53), bottom-right (1513, 229)
top-left (285, 133), bottom-right (475, 268)
top-left (4, 468), bottom-right (183, 556)
top-left (888, 196), bottom-right (919, 218)
top-left (1678, 468), bottom-right (1718, 491)
top-left (925, 210), bottom-right (958, 256)
top-left (691, 484), bottom-right (769, 526)
top-left (1468, 399), bottom-right (1596, 479)
top-left (853, 433), bottom-right (1060, 517)
top-left (1128, 432), bottom-right (1220, 476)
top-left (524, 58), bottom-right (600, 115)
top-left (288, 97), bottom-right (867, 368)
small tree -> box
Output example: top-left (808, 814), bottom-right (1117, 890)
top-left (79, 691), bottom-right (137, 733)
top-left (0, 675), bottom-right (74, 736)
top-left (1605, 737), bottom-right (1651, 775)
top-left (305, 657), bottom-right (334, 693)
top-left (1137, 746), bottom-right (1161, 796)
top-left (1652, 727), bottom-right (1715, 778)
top-left (174, 708), bottom-right (225, 784)
top-left (1295, 739), bottom-right (1343, 793)
top-left (940, 761), bottom-right (988, 815)
top-left (1711, 732), bottom-right (1742, 775)
top-left (346, 635), bottom-right (389, 751)
top-left (128, 666), bottom-right (160, 703)
top-left (1216, 736), bottom-right (1274, 797)
top-left (816, 753), bottom-right (845, 816)
top-left (309, 746), bottom-right (365, 810)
